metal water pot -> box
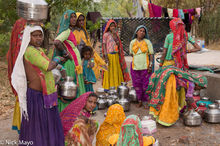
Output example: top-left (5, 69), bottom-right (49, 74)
top-left (215, 100), bottom-right (220, 109)
top-left (17, 0), bottom-right (48, 21)
top-left (106, 96), bottom-right (115, 107)
top-left (97, 88), bottom-right (107, 110)
top-left (117, 82), bottom-right (129, 98)
top-left (97, 88), bottom-right (105, 96)
top-left (118, 97), bottom-right (130, 112)
top-left (109, 87), bottom-right (117, 95)
top-left (204, 104), bottom-right (220, 123)
top-left (184, 109), bottom-right (202, 126)
top-left (59, 76), bottom-right (77, 99)
top-left (98, 94), bottom-right (107, 110)
top-left (193, 90), bottom-right (200, 96)
top-left (51, 68), bottom-right (61, 84)
top-left (129, 87), bottom-right (137, 102)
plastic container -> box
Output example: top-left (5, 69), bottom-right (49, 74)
top-left (141, 117), bottom-right (157, 136)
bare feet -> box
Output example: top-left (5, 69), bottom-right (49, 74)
top-left (136, 102), bottom-right (142, 108)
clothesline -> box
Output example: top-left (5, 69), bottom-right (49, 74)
top-left (142, 0), bottom-right (202, 19)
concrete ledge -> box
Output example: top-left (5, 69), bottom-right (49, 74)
top-left (191, 70), bottom-right (220, 100)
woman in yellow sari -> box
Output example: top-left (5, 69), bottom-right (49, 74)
top-left (72, 12), bottom-right (107, 79)
top-left (96, 104), bottom-right (126, 146)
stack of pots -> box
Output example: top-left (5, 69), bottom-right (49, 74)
top-left (106, 87), bottom-right (118, 107)
top-left (117, 82), bottom-right (130, 112)
top-left (97, 88), bottom-right (107, 110)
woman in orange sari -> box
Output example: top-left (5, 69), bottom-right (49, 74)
top-left (96, 104), bottom-right (126, 146)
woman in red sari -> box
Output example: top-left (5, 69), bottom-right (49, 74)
top-left (7, 18), bottom-right (27, 133)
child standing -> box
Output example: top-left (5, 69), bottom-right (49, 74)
top-left (81, 46), bottom-right (96, 92)
top-left (130, 25), bottom-right (154, 108)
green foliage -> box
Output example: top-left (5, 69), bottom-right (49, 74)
top-left (0, 32), bottom-right (10, 57)
top-left (0, 0), bottom-right (17, 57)
top-left (87, 19), bottom-right (103, 32)
top-left (198, 5), bottom-right (220, 45)
top-left (0, 0), bottom-right (18, 33)
top-left (99, 0), bottom-right (136, 17)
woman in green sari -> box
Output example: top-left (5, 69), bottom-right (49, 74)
top-left (54, 10), bottom-right (85, 112)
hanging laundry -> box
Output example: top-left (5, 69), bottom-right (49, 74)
top-left (168, 8), bottom-right (173, 18)
top-left (148, 3), bottom-right (162, 17)
top-left (178, 9), bottom-right (185, 19)
top-left (142, 0), bottom-right (149, 17)
top-left (162, 7), bottom-right (169, 17)
top-left (195, 8), bottom-right (201, 17)
top-left (173, 9), bottom-right (179, 17)
top-left (183, 9), bottom-right (188, 13)
top-left (187, 9), bottom-right (195, 24)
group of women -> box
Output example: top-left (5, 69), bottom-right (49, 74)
top-left (7, 7), bottom-right (208, 145)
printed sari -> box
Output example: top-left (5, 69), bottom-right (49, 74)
top-left (117, 115), bottom-right (143, 146)
top-left (7, 18), bottom-right (27, 133)
top-left (102, 20), bottom-right (130, 90)
top-left (170, 18), bottom-right (189, 70)
top-left (73, 12), bottom-right (107, 79)
top-left (55, 10), bottom-right (85, 112)
top-left (60, 92), bottom-right (98, 145)
top-left (96, 104), bottom-right (126, 146)
top-left (147, 66), bottom-right (207, 126)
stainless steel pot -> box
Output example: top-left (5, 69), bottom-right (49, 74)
top-left (118, 97), bottom-right (130, 112)
top-left (97, 88), bottom-right (105, 96)
top-left (129, 86), bottom-right (137, 102)
top-left (109, 87), bottom-right (117, 95)
top-left (117, 82), bottom-right (129, 98)
top-left (59, 76), bottom-right (77, 99)
top-left (51, 68), bottom-right (61, 84)
top-left (215, 100), bottom-right (220, 109)
top-left (106, 97), bottom-right (115, 107)
top-left (204, 104), bottom-right (220, 123)
top-left (193, 90), bottom-right (200, 96)
top-left (184, 109), bottom-right (202, 126)
top-left (17, 0), bottom-right (48, 21)
top-left (97, 88), bottom-right (107, 110)
top-left (98, 95), bottom-right (107, 110)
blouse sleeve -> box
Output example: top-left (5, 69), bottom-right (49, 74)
top-left (146, 39), bottom-right (154, 55)
top-left (163, 35), bottom-right (169, 49)
top-left (55, 29), bottom-right (70, 43)
top-left (187, 33), bottom-right (195, 44)
top-left (129, 39), bottom-right (135, 54)
top-left (103, 33), bottom-right (108, 44)
top-left (24, 46), bottom-right (50, 71)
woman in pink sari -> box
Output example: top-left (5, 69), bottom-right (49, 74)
top-left (60, 92), bottom-right (98, 146)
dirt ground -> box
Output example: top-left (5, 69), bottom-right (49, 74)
top-left (0, 47), bottom-right (220, 145)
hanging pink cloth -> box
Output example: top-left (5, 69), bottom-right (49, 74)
top-left (148, 3), bottom-right (162, 17)
top-left (173, 9), bottom-right (179, 18)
